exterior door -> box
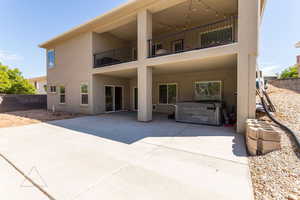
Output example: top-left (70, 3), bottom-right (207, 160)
top-left (105, 86), bottom-right (123, 112)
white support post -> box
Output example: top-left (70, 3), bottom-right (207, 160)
top-left (237, 0), bottom-right (260, 133)
top-left (138, 10), bottom-right (152, 61)
top-left (137, 10), bottom-right (153, 122)
top-left (138, 66), bottom-right (152, 121)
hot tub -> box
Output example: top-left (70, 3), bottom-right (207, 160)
top-left (175, 101), bottom-right (222, 126)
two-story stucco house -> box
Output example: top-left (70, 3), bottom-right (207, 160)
top-left (39, 0), bottom-right (267, 133)
top-left (28, 76), bottom-right (47, 94)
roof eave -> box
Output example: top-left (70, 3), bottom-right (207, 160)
top-left (39, 0), bottom-right (141, 49)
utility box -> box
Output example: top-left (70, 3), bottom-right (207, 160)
top-left (175, 102), bottom-right (222, 126)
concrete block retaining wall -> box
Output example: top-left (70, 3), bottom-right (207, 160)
top-left (0, 94), bottom-right (47, 113)
top-left (246, 119), bottom-right (281, 156)
top-left (269, 78), bottom-right (300, 92)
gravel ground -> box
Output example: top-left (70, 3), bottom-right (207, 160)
top-left (0, 109), bottom-right (83, 128)
top-left (250, 85), bottom-right (300, 200)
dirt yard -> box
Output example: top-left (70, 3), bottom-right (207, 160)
top-left (0, 109), bottom-right (83, 128)
top-left (250, 85), bottom-right (300, 200)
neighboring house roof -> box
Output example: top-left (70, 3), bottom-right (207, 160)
top-left (39, 0), bottom-right (267, 49)
top-left (27, 76), bottom-right (47, 82)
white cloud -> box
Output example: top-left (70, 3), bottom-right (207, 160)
top-left (259, 62), bottom-right (282, 77)
top-left (0, 50), bottom-right (23, 62)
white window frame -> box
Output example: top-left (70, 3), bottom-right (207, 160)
top-left (194, 80), bottom-right (222, 101)
top-left (49, 85), bottom-right (57, 94)
top-left (80, 83), bottom-right (89, 106)
top-left (47, 49), bottom-right (56, 69)
top-left (158, 83), bottom-right (178, 105)
top-left (59, 85), bottom-right (66, 104)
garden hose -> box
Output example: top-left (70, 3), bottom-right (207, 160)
top-left (257, 89), bottom-right (300, 150)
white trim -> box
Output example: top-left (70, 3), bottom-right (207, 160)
top-left (80, 82), bottom-right (89, 106)
top-left (158, 83), bottom-right (178, 105)
top-left (104, 85), bottom-right (125, 112)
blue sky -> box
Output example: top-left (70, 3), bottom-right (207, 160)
top-left (0, 0), bottom-right (299, 78)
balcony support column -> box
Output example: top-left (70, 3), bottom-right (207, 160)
top-left (237, 0), bottom-right (261, 133)
top-left (137, 66), bottom-right (152, 122)
top-left (138, 10), bottom-right (152, 60)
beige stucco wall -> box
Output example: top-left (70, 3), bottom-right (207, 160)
top-left (130, 68), bottom-right (237, 113)
top-left (92, 75), bottom-right (131, 114)
top-left (92, 32), bottom-right (129, 54)
top-left (47, 32), bottom-right (93, 114)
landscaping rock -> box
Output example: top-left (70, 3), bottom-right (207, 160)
top-left (250, 85), bottom-right (300, 200)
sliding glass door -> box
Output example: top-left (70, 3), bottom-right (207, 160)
top-left (105, 86), bottom-right (123, 112)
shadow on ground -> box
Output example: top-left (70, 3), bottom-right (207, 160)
top-left (48, 112), bottom-right (248, 158)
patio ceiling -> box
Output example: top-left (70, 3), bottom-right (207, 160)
top-left (151, 54), bottom-right (237, 75)
top-left (94, 54), bottom-right (236, 78)
top-left (152, 0), bottom-right (238, 35)
top-left (99, 0), bottom-right (238, 42)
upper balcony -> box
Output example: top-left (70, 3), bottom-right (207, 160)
top-left (148, 0), bottom-right (238, 58)
top-left (93, 18), bottom-right (137, 68)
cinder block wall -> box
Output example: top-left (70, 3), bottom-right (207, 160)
top-left (269, 78), bottom-right (300, 92)
top-left (0, 95), bottom-right (47, 113)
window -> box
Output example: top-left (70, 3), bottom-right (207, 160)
top-left (59, 86), bottom-right (66, 104)
top-left (47, 49), bottom-right (55, 68)
top-left (151, 43), bottom-right (162, 56)
top-left (49, 85), bottom-right (56, 93)
top-left (194, 81), bottom-right (222, 101)
top-left (200, 27), bottom-right (233, 48)
top-left (80, 83), bottom-right (88, 105)
top-left (159, 83), bottom-right (177, 104)
top-left (172, 39), bottom-right (184, 53)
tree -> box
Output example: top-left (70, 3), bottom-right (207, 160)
top-left (0, 63), bottom-right (36, 94)
top-left (280, 65), bottom-right (299, 79)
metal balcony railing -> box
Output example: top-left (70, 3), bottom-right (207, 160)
top-left (93, 47), bottom-right (137, 68)
top-left (148, 16), bottom-right (238, 58)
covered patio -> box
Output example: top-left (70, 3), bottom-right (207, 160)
top-left (92, 53), bottom-right (238, 129)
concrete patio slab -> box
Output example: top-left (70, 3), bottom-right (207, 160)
top-left (0, 112), bottom-right (253, 200)
top-left (0, 156), bottom-right (46, 200)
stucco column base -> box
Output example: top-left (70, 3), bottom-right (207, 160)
top-left (138, 66), bottom-right (152, 122)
